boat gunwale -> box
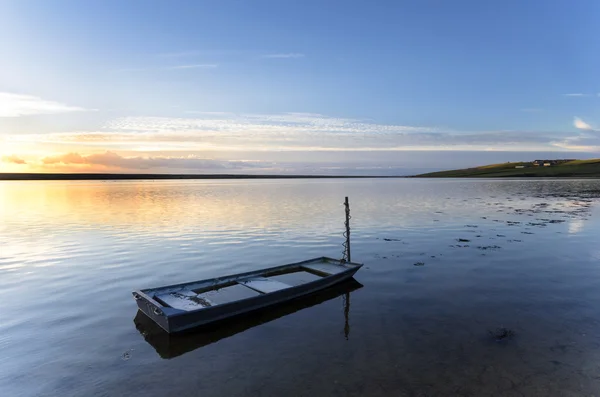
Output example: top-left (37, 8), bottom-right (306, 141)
top-left (132, 256), bottom-right (362, 319)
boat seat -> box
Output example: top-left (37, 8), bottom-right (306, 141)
top-left (238, 277), bottom-right (292, 294)
top-left (155, 289), bottom-right (214, 311)
top-left (302, 262), bottom-right (347, 276)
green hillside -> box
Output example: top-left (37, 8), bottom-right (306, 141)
top-left (415, 159), bottom-right (600, 178)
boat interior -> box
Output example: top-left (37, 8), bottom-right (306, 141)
top-left (148, 259), bottom-right (352, 312)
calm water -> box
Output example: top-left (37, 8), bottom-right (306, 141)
top-left (2, 178), bottom-right (600, 396)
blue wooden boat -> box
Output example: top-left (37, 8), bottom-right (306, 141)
top-left (133, 257), bottom-right (362, 333)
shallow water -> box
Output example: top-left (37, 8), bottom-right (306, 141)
top-left (2, 178), bottom-right (600, 396)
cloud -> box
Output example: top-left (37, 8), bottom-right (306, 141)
top-left (550, 136), bottom-right (600, 151)
top-left (564, 93), bottom-right (589, 97)
top-left (98, 114), bottom-right (449, 151)
top-left (39, 151), bottom-right (259, 171)
top-left (114, 64), bottom-right (218, 73)
top-left (113, 67), bottom-right (148, 73)
top-left (157, 50), bottom-right (199, 58)
top-left (168, 64), bottom-right (218, 69)
top-left (8, 113), bottom-right (596, 153)
top-left (184, 111), bottom-right (233, 115)
top-left (1, 155), bottom-right (26, 164)
top-left (574, 117), bottom-right (593, 130)
top-left (8, 112), bottom-right (565, 153)
top-left (551, 120), bottom-right (600, 150)
top-left (0, 92), bottom-right (92, 117)
top-left (262, 53), bottom-right (305, 59)
top-left (42, 152), bottom-right (86, 164)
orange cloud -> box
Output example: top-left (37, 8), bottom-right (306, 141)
top-left (42, 152), bottom-right (86, 164)
top-left (1, 155), bottom-right (27, 164)
top-left (37, 151), bottom-right (260, 172)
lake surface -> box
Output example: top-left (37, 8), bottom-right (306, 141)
top-left (2, 178), bottom-right (600, 396)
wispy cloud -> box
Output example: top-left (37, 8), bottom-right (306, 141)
top-left (39, 151), bottom-right (259, 171)
top-left (520, 108), bottom-right (544, 112)
top-left (574, 117), bottom-right (593, 130)
top-left (564, 93), bottom-right (589, 97)
top-left (550, 135), bottom-right (600, 151)
top-left (0, 92), bottom-right (93, 117)
top-left (114, 64), bottom-right (218, 73)
top-left (8, 113), bottom-right (570, 153)
top-left (550, 117), bottom-right (600, 150)
top-left (1, 154), bottom-right (26, 164)
top-left (9, 112), bottom-right (599, 153)
top-left (168, 64), bottom-right (218, 70)
top-left (113, 67), bottom-right (148, 73)
top-left (157, 50), bottom-right (199, 58)
top-left (262, 53), bottom-right (305, 59)
top-left (184, 111), bottom-right (233, 115)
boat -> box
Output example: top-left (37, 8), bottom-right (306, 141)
top-left (134, 278), bottom-right (363, 358)
top-left (132, 197), bottom-right (363, 334)
top-left (132, 257), bottom-right (363, 333)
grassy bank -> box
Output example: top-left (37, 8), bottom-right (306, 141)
top-left (415, 159), bottom-right (600, 178)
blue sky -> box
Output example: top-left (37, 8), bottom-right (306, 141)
top-left (1, 0), bottom-right (600, 174)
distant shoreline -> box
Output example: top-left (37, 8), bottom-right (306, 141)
top-left (413, 159), bottom-right (600, 178)
top-left (0, 173), bottom-right (407, 181)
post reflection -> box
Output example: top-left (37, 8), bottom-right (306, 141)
top-left (343, 292), bottom-right (350, 340)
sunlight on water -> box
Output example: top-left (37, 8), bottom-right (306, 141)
top-left (2, 178), bottom-right (600, 396)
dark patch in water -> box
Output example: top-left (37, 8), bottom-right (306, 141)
top-left (477, 245), bottom-right (501, 250)
top-left (122, 349), bottom-right (134, 360)
top-left (527, 222), bottom-right (547, 227)
top-left (489, 327), bottom-right (515, 341)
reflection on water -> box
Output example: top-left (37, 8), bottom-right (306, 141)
top-left (2, 178), bottom-right (600, 396)
top-left (343, 293), bottom-right (350, 340)
top-left (135, 279), bottom-right (362, 359)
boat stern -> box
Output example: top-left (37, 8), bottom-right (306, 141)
top-left (132, 290), bottom-right (179, 333)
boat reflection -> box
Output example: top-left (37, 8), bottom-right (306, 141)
top-left (134, 278), bottom-right (363, 359)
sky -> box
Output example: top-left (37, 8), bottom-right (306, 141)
top-left (1, 0), bottom-right (600, 175)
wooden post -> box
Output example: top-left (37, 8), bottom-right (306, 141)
top-left (344, 196), bottom-right (351, 263)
